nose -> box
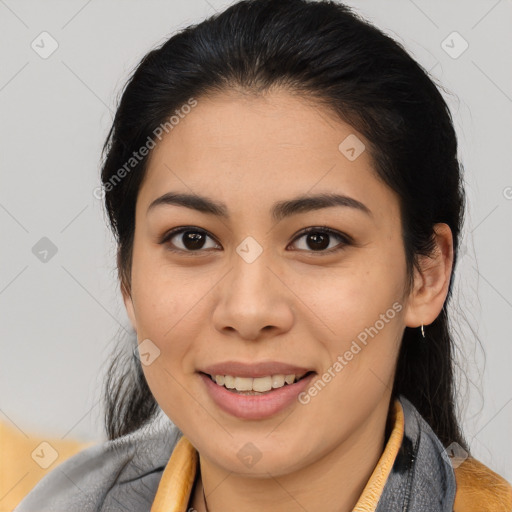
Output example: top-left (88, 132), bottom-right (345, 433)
top-left (212, 247), bottom-right (294, 341)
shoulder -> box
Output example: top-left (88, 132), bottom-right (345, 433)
top-left (400, 395), bottom-right (512, 511)
top-left (454, 456), bottom-right (512, 512)
top-left (14, 412), bottom-right (182, 512)
top-left (0, 421), bottom-right (92, 510)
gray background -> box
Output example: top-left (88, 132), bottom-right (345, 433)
top-left (1, 0), bottom-right (511, 483)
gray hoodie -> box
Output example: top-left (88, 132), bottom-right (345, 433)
top-left (14, 395), bottom-right (456, 511)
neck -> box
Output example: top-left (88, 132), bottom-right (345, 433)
top-left (191, 397), bottom-right (392, 512)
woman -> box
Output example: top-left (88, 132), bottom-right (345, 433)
top-left (16, 0), bottom-right (512, 510)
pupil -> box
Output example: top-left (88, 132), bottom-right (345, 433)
top-left (183, 231), bottom-right (205, 250)
top-left (308, 233), bottom-right (329, 250)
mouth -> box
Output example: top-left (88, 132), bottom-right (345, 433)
top-left (198, 369), bottom-right (317, 420)
top-left (199, 370), bottom-right (316, 396)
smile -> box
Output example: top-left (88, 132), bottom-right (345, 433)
top-left (206, 372), bottom-right (314, 394)
top-left (198, 371), bottom-right (317, 420)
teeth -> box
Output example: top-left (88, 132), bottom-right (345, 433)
top-left (211, 373), bottom-right (305, 392)
top-left (271, 375), bottom-right (285, 388)
top-left (223, 375), bottom-right (235, 389)
top-left (284, 374), bottom-right (295, 385)
top-left (234, 377), bottom-right (253, 391)
top-left (253, 376), bottom-right (272, 392)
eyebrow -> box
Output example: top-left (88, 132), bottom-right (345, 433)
top-left (147, 191), bottom-right (373, 222)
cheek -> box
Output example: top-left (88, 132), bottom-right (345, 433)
top-left (297, 281), bottom-right (403, 419)
top-left (291, 252), bottom-right (405, 396)
top-left (140, 361), bottom-right (207, 438)
top-left (294, 259), bottom-right (405, 342)
top-left (132, 270), bottom-right (208, 426)
top-left (130, 247), bottom-right (211, 340)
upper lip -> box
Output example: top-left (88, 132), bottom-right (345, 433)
top-left (199, 361), bottom-right (315, 379)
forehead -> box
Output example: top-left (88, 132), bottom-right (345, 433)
top-left (138, 89), bottom-right (398, 224)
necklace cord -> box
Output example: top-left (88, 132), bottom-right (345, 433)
top-left (202, 484), bottom-right (210, 512)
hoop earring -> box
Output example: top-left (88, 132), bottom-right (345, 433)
top-left (420, 324), bottom-right (426, 339)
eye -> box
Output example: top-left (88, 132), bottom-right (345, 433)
top-left (159, 227), bottom-right (220, 254)
top-left (288, 226), bottom-right (351, 254)
top-left (159, 225), bottom-right (351, 255)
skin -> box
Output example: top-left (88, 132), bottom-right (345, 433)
top-left (122, 89), bottom-right (453, 512)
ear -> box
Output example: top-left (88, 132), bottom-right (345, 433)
top-left (404, 223), bottom-right (454, 329)
top-left (122, 284), bottom-right (138, 333)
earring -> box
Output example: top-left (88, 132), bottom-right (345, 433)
top-left (420, 324), bottom-right (426, 338)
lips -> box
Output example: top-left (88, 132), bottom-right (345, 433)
top-left (198, 360), bottom-right (315, 379)
top-left (199, 370), bottom-right (317, 420)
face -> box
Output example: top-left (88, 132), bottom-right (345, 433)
top-left (123, 89), bottom-right (414, 477)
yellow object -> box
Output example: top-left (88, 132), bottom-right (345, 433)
top-left (150, 399), bottom-right (406, 512)
top-left (453, 455), bottom-right (512, 512)
top-left (0, 420), bottom-right (94, 511)
top-left (4, 399), bottom-right (511, 512)
top-left (150, 398), bottom-right (512, 512)
top-left (150, 430), bottom-right (199, 512)
top-left (351, 399), bottom-right (404, 510)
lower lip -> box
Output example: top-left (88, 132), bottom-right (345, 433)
top-left (199, 372), bottom-right (316, 420)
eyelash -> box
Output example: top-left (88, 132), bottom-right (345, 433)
top-left (158, 225), bottom-right (352, 256)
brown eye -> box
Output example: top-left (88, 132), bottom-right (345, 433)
top-left (159, 225), bottom-right (351, 256)
top-left (160, 227), bottom-right (220, 253)
top-left (289, 227), bottom-right (351, 254)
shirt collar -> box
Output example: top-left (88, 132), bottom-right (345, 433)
top-left (150, 398), bottom-right (404, 512)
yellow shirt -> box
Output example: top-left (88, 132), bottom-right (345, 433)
top-left (5, 398), bottom-right (511, 511)
top-left (149, 398), bottom-right (512, 512)
top-left (150, 398), bottom-right (405, 512)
